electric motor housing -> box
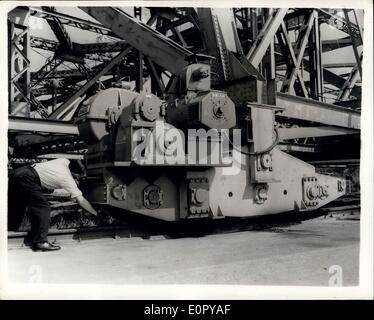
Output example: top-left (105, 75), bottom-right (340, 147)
top-left (168, 90), bottom-right (236, 130)
top-left (75, 88), bottom-right (140, 144)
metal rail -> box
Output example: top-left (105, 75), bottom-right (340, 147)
top-left (9, 116), bottom-right (79, 135)
top-left (8, 200), bottom-right (360, 248)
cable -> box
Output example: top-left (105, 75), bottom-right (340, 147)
top-left (210, 71), bottom-right (220, 81)
top-left (31, 48), bottom-right (51, 60)
top-left (224, 127), bottom-right (279, 156)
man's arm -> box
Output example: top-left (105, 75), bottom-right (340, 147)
top-left (74, 195), bottom-right (98, 216)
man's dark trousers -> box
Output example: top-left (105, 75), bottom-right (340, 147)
top-left (8, 166), bottom-right (50, 244)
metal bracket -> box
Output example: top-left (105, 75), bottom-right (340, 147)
top-left (256, 153), bottom-right (273, 172)
top-left (111, 184), bottom-right (127, 201)
top-left (254, 183), bottom-right (269, 204)
top-left (143, 184), bottom-right (163, 210)
top-left (302, 177), bottom-right (329, 207)
top-left (188, 178), bottom-right (210, 216)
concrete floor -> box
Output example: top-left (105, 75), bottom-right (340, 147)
top-left (7, 215), bottom-right (359, 286)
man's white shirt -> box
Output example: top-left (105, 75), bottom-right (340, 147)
top-left (33, 158), bottom-right (82, 198)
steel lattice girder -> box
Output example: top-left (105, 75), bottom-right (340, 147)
top-left (31, 58), bottom-right (63, 85)
top-left (337, 55), bottom-right (363, 101)
top-left (30, 36), bottom-right (58, 51)
top-left (29, 6), bottom-right (119, 38)
top-left (31, 38), bottom-right (128, 54)
top-left (42, 6), bottom-right (73, 50)
top-left (48, 46), bottom-right (132, 120)
top-left (8, 7), bottom-right (31, 115)
top-left (30, 36), bottom-right (127, 63)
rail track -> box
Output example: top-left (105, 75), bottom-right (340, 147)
top-left (8, 194), bottom-right (360, 249)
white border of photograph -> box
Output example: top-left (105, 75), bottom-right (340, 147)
top-left (0, 0), bottom-right (372, 300)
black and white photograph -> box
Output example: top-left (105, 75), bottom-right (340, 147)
top-left (0, 0), bottom-right (372, 301)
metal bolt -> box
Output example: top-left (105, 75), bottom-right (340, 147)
top-left (194, 188), bottom-right (208, 204)
top-left (260, 153), bottom-right (272, 169)
top-left (308, 185), bottom-right (320, 199)
top-left (258, 188), bottom-right (268, 200)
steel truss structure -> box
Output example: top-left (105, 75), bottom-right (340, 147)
top-left (8, 6), bottom-right (362, 160)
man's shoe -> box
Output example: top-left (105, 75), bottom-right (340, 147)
top-left (23, 233), bottom-right (33, 247)
top-left (32, 242), bottom-right (61, 252)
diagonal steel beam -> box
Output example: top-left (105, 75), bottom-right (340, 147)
top-left (74, 40), bottom-right (127, 53)
top-left (48, 46), bottom-right (131, 120)
top-left (278, 21), bottom-right (308, 97)
top-left (282, 11), bottom-right (314, 93)
top-left (80, 7), bottom-right (192, 75)
top-left (323, 67), bottom-right (361, 98)
top-left (42, 6), bottom-right (72, 50)
top-left (274, 37), bottom-right (353, 66)
top-left (30, 36), bottom-right (58, 51)
top-left (343, 9), bottom-right (362, 79)
top-left (246, 8), bottom-right (288, 68)
top-left (144, 57), bottom-right (165, 95)
top-left (298, 59), bottom-right (361, 99)
top-left (337, 53), bottom-right (363, 101)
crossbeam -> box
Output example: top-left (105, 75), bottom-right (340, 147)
top-left (278, 126), bottom-right (358, 140)
top-left (9, 116), bottom-right (79, 135)
top-left (276, 92), bottom-right (360, 129)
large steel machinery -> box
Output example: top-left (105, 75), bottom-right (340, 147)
top-left (76, 54), bottom-right (347, 221)
top-left (9, 7), bottom-right (360, 222)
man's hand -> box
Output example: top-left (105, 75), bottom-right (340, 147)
top-left (74, 196), bottom-right (98, 216)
